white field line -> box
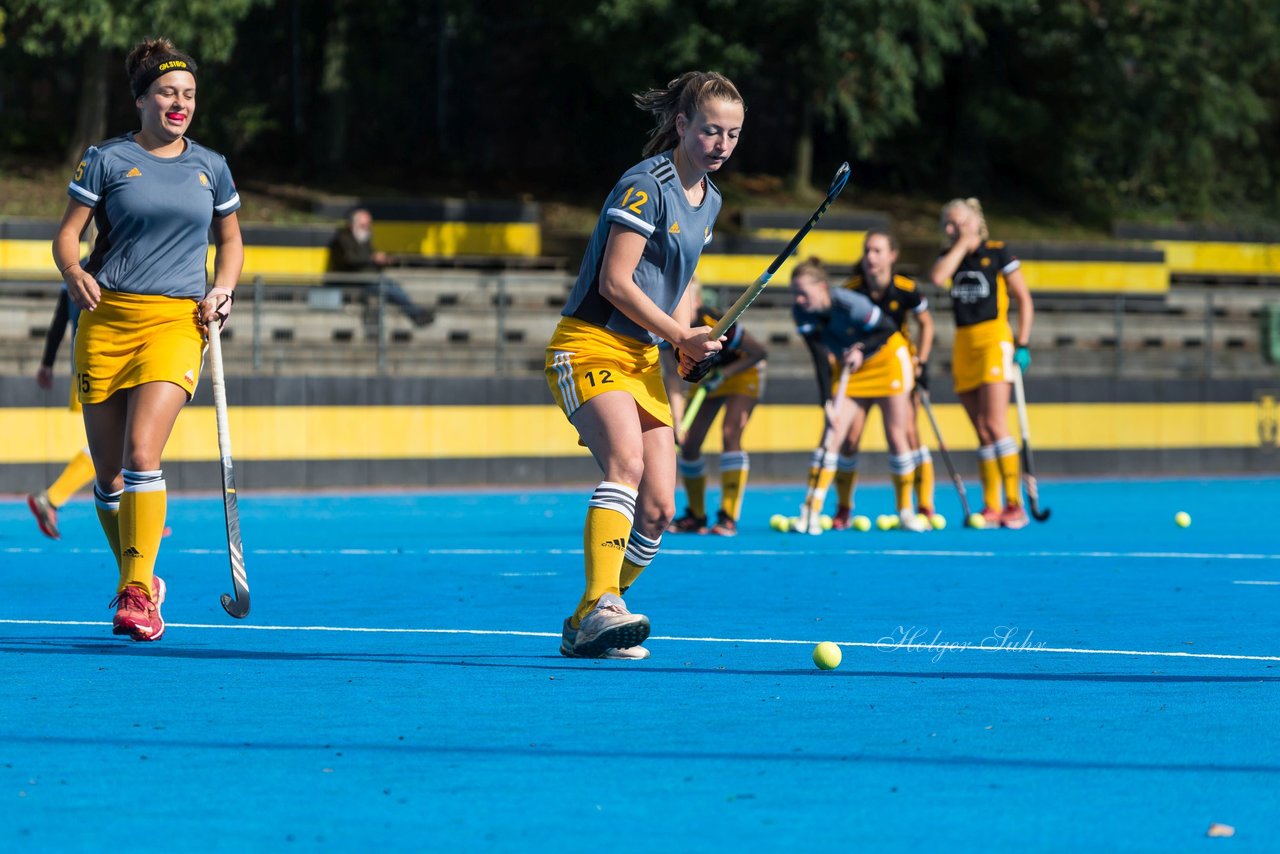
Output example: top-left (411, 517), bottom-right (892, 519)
top-left (0, 619), bottom-right (1276, 663)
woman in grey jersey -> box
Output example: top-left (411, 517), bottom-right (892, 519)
top-left (545, 72), bottom-right (743, 659)
top-left (52, 37), bottom-right (243, 641)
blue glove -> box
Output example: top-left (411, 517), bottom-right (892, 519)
top-left (1013, 345), bottom-right (1031, 373)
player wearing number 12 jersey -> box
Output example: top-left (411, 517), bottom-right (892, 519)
top-left (545, 71), bottom-right (744, 659)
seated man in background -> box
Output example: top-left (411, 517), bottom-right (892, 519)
top-left (328, 208), bottom-right (434, 326)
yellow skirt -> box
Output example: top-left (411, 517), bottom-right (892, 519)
top-left (952, 320), bottom-right (1013, 393)
top-left (841, 332), bottom-right (914, 399)
top-left (546, 317), bottom-right (672, 427)
top-left (709, 364), bottom-right (764, 401)
top-left (74, 290), bottom-right (205, 404)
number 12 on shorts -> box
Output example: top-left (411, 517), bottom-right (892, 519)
top-left (583, 369), bottom-right (613, 387)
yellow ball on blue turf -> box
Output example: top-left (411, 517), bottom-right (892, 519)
top-left (813, 641), bottom-right (842, 670)
top-left (770, 513), bottom-right (789, 532)
top-left (931, 513), bottom-right (947, 530)
top-left (820, 514), bottom-right (833, 531)
top-left (1175, 511), bottom-right (1191, 528)
top-left (852, 515), bottom-right (872, 532)
top-left (875, 514), bottom-right (893, 530)
top-left (967, 512), bottom-right (987, 530)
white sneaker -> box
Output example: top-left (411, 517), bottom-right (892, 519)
top-left (796, 507), bottom-right (824, 536)
top-left (559, 617), bottom-right (651, 659)
top-left (571, 594), bottom-right (650, 658)
top-left (898, 510), bottom-right (932, 532)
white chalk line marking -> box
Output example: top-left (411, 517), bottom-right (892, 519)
top-left (0, 619), bottom-right (1276, 662)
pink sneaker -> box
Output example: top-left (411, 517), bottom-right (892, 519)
top-left (831, 506), bottom-right (852, 530)
top-left (110, 576), bottom-right (166, 641)
top-left (979, 507), bottom-right (1003, 528)
top-left (999, 503), bottom-right (1029, 530)
top-left (27, 492), bottom-right (60, 540)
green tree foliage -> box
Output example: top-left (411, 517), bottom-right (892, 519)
top-left (1, 0), bottom-right (1276, 223)
top-left (5, 0), bottom-right (264, 164)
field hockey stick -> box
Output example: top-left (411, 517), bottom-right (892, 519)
top-left (679, 385), bottom-right (707, 436)
top-left (798, 363), bottom-right (852, 530)
top-left (683, 162), bottom-right (851, 381)
top-left (1011, 365), bottom-right (1051, 522)
top-left (917, 389), bottom-right (973, 521)
top-left (208, 319), bottom-right (250, 617)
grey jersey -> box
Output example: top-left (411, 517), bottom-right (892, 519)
top-left (562, 152), bottom-right (721, 345)
top-left (69, 133), bottom-right (241, 299)
top-left (796, 288), bottom-right (898, 355)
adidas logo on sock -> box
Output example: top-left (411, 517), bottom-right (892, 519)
top-left (122, 546), bottom-right (143, 558)
top-left (601, 537), bottom-right (627, 551)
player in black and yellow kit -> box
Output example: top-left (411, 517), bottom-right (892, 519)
top-left (828, 230), bottom-right (936, 528)
top-left (929, 198), bottom-right (1035, 529)
top-left (53, 38), bottom-right (243, 640)
top-left (666, 280), bottom-right (768, 536)
top-left (546, 72), bottom-right (743, 659)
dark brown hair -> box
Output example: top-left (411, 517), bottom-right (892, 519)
top-left (126, 37), bottom-right (197, 99)
top-left (863, 228), bottom-right (899, 253)
top-left (633, 71), bottom-right (743, 158)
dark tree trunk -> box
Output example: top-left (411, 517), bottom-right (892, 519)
top-left (791, 96), bottom-right (814, 195)
top-left (65, 45), bottom-right (109, 168)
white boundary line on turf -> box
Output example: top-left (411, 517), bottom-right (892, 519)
top-left (1, 619), bottom-right (1277, 663)
top-left (6, 546), bottom-right (1280, 561)
top-left (1234, 580), bottom-right (1280, 586)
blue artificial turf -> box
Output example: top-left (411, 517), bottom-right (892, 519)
top-left (2, 477), bottom-right (1278, 850)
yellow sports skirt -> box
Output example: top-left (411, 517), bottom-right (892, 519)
top-left (952, 319), bottom-right (1014, 393)
top-left (74, 290), bottom-right (205, 405)
top-left (709, 364), bottom-right (764, 401)
top-left (840, 332), bottom-right (914, 399)
top-left (546, 317), bottom-right (672, 427)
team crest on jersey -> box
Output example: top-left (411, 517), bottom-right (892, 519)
top-left (981, 257), bottom-right (991, 267)
top-left (126, 167), bottom-right (142, 178)
top-left (889, 300), bottom-right (900, 312)
top-left (198, 172), bottom-right (209, 187)
top-left (669, 221), bottom-right (681, 234)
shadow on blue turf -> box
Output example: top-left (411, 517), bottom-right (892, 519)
top-left (2, 638), bottom-right (1277, 685)
top-left (7, 732), bottom-right (1280, 776)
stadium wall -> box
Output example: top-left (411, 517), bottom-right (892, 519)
top-left (2, 376), bottom-right (1277, 493)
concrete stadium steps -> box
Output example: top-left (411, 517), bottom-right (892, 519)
top-left (1, 270), bottom-right (1275, 378)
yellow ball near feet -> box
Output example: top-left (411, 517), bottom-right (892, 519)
top-left (1175, 511), bottom-right (1191, 528)
top-left (967, 512), bottom-right (987, 530)
top-left (820, 514), bottom-right (833, 531)
top-left (931, 513), bottom-right (947, 530)
top-left (813, 641), bottom-right (842, 670)
top-left (770, 513), bottom-right (789, 532)
top-left (852, 515), bottom-right (872, 532)
top-left (875, 514), bottom-right (893, 530)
